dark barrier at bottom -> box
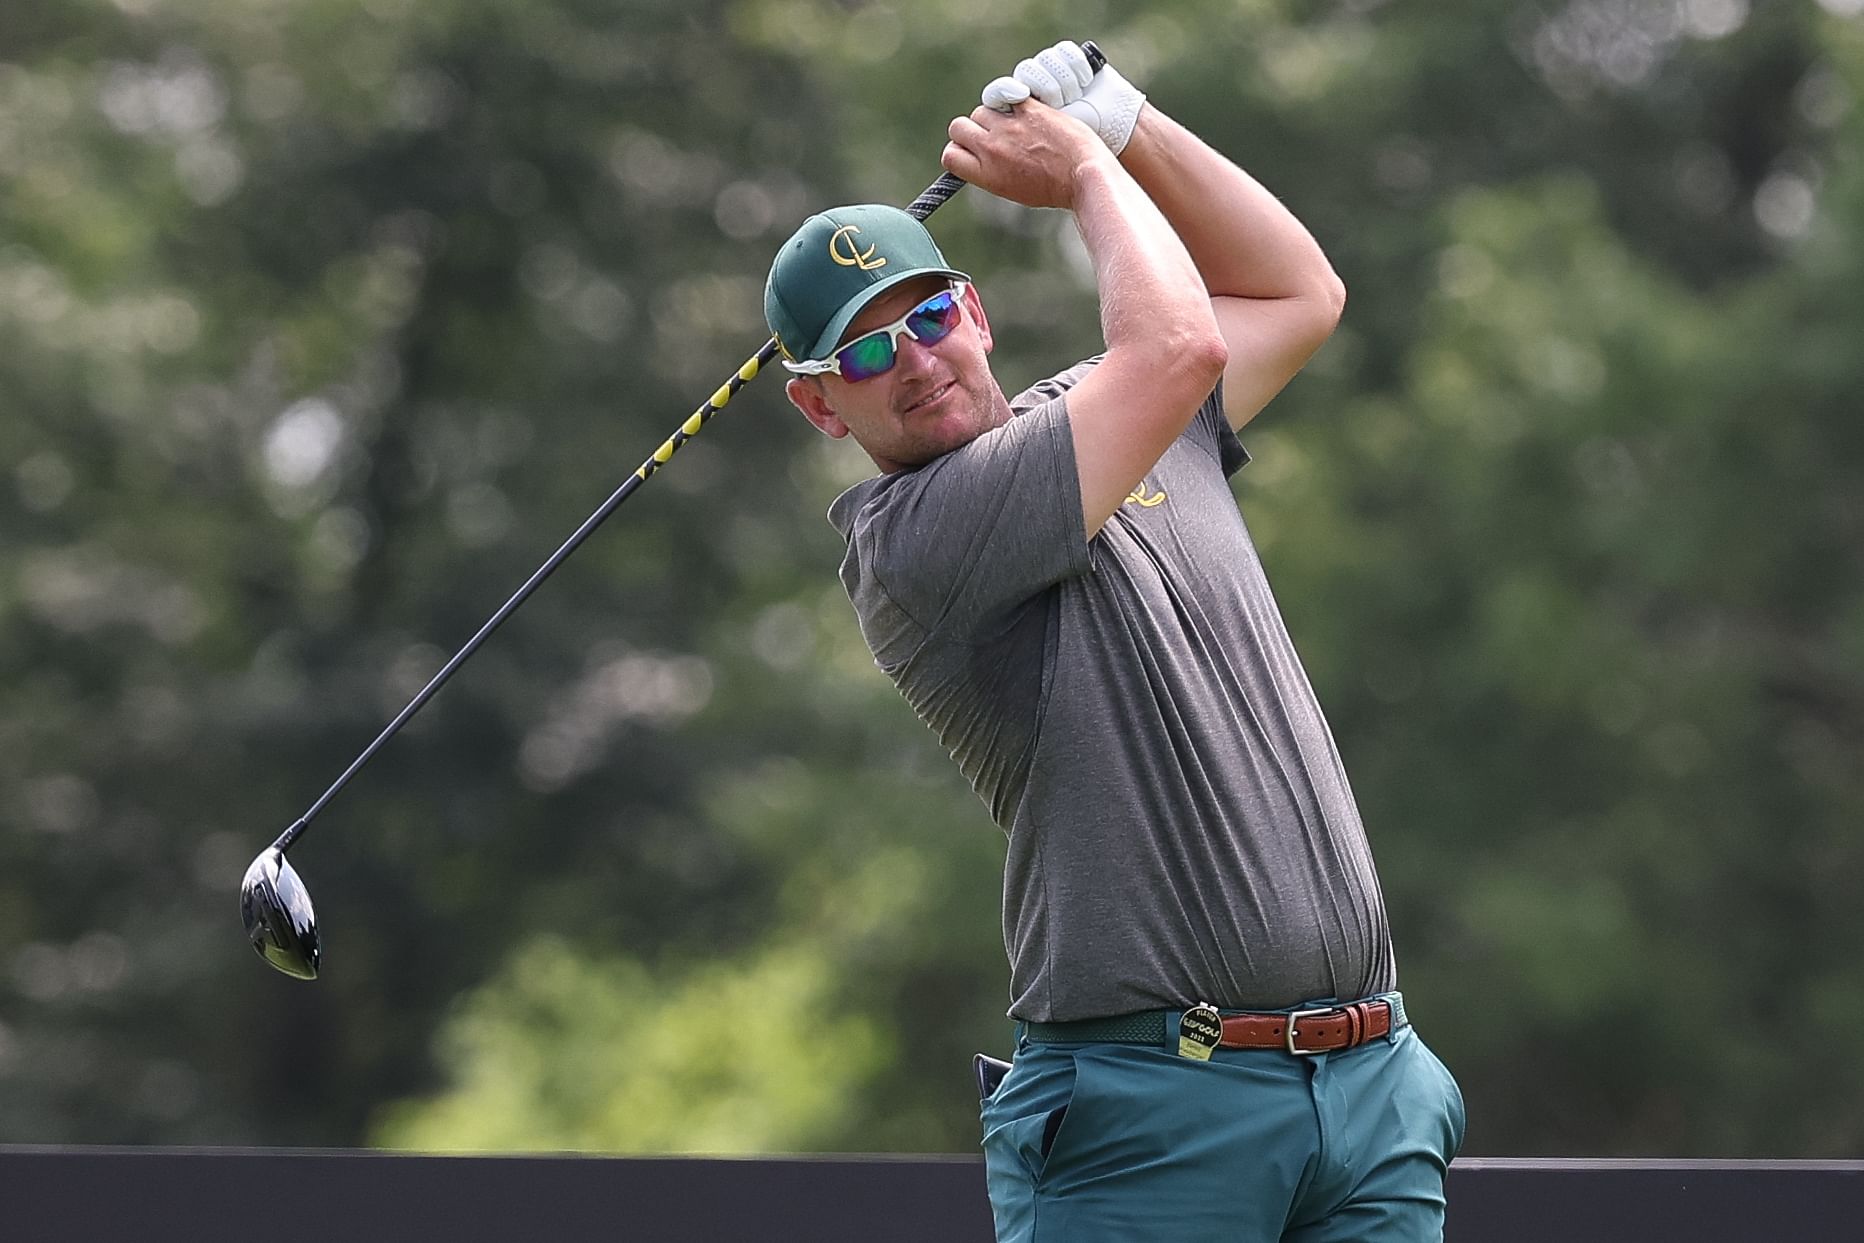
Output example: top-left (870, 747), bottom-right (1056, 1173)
top-left (3, 1148), bottom-right (1861, 1242)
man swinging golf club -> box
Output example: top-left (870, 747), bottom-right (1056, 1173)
top-left (765, 41), bottom-right (1464, 1242)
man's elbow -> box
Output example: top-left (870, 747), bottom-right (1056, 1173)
top-left (1110, 320), bottom-right (1227, 404)
top-left (1317, 271), bottom-right (1347, 333)
top-left (1180, 326), bottom-right (1230, 392)
top-left (1287, 272), bottom-right (1345, 361)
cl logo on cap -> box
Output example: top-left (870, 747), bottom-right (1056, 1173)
top-left (828, 224), bottom-right (887, 271)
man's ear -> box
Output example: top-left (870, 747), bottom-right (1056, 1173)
top-left (962, 283), bottom-right (995, 355)
top-left (786, 377), bottom-right (849, 439)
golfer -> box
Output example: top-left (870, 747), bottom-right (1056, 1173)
top-left (764, 42), bottom-right (1464, 1241)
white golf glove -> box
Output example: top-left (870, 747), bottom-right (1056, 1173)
top-left (980, 40), bottom-right (1146, 155)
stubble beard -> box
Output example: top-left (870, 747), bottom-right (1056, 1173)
top-left (892, 372), bottom-right (1010, 467)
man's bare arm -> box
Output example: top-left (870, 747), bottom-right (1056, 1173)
top-left (1117, 106), bottom-right (1345, 431)
top-left (943, 102), bottom-right (1228, 537)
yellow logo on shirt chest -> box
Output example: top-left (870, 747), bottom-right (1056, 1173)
top-left (1124, 481), bottom-right (1167, 508)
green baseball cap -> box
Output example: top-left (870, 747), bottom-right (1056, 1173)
top-left (764, 204), bottom-right (969, 363)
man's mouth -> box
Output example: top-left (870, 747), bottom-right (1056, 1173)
top-left (900, 380), bottom-right (955, 414)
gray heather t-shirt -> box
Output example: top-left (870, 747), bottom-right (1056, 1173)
top-left (826, 358), bottom-right (1396, 1021)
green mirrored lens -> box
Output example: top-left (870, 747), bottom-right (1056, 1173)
top-left (832, 287), bottom-right (963, 381)
top-left (837, 331), bottom-right (896, 380)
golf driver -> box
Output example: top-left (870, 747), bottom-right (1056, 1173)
top-left (240, 42), bottom-right (1107, 979)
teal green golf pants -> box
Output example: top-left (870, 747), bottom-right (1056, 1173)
top-left (980, 1014), bottom-right (1465, 1242)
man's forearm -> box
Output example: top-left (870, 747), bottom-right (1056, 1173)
top-left (1118, 106), bottom-right (1342, 306)
top-left (1069, 153), bottom-right (1223, 364)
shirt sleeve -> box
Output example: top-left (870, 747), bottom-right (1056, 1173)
top-left (1185, 380), bottom-right (1251, 478)
top-left (842, 398), bottom-right (1091, 648)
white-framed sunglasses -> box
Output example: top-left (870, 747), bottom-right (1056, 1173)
top-left (783, 282), bottom-right (970, 382)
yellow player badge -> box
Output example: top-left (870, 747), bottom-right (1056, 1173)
top-left (1178, 1002), bottom-right (1222, 1061)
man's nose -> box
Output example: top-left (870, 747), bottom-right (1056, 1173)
top-left (891, 331), bottom-right (938, 376)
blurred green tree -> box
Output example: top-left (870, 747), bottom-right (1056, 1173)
top-left (3, 0), bottom-right (1860, 1158)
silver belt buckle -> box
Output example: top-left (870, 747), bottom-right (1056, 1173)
top-left (1284, 1006), bottom-right (1333, 1055)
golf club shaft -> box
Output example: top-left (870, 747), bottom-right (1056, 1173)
top-left (273, 40), bottom-right (1107, 855)
top-left (274, 173), bottom-right (980, 856)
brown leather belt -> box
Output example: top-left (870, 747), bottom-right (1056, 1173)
top-left (1221, 999), bottom-right (1393, 1054)
top-left (1022, 994), bottom-right (1405, 1056)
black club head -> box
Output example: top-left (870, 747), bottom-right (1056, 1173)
top-left (240, 846), bottom-right (321, 980)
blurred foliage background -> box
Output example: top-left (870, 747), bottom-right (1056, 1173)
top-left (3, 0), bottom-right (1862, 1157)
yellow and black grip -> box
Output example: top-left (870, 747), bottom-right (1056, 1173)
top-left (633, 338), bottom-right (783, 482)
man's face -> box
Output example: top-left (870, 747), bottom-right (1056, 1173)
top-left (785, 276), bottom-right (1010, 473)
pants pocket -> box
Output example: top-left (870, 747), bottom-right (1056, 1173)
top-left (982, 1048), bottom-right (1081, 1186)
top-left (1039, 1103), bottom-right (1069, 1162)
top-left (980, 1049), bottom-right (1085, 1242)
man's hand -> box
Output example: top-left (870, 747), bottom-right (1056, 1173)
top-left (951, 79), bottom-right (1226, 538)
top-left (981, 40), bottom-right (1147, 154)
top-left (942, 101), bottom-right (1111, 211)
